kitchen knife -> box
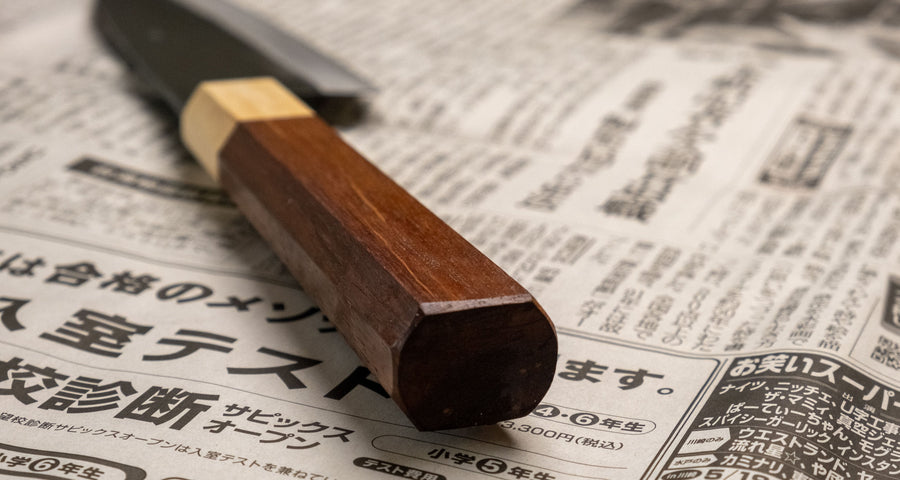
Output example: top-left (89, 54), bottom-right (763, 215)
top-left (94, 0), bottom-right (557, 431)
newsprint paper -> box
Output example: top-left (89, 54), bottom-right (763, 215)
top-left (1, 1), bottom-right (900, 479)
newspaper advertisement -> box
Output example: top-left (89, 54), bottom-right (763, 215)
top-left (1, 0), bottom-right (899, 479)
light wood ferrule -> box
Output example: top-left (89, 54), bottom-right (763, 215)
top-left (180, 77), bottom-right (314, 180)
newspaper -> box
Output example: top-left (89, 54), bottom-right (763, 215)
top-left (1, 0), bottom-right (899, 479)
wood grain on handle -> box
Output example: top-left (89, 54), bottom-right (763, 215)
top-left (181, 77), bottom-right (557, 431)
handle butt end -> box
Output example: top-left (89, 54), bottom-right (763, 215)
top-left (396, 298), bottom-right (557, 431)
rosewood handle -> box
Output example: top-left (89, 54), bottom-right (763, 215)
top-left (180, 78), bottom-right (557, 430)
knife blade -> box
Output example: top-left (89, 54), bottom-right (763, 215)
top-left (93, 0), bottom-right (557, 431)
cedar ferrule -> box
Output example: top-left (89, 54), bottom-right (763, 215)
top-left (180, 77), bottom-right (314, 180)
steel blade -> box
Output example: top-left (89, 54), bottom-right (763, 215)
top-left (94, 0), bottom-right (371, 116)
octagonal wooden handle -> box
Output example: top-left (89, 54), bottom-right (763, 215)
top-left (181, 77), bottom-right (557, 430)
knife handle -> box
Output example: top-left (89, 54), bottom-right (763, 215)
top-left (180, 77), bottom-right (557, 431)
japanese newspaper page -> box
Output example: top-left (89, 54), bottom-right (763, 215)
top-left (1, 1), bottom-right (900, 479)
